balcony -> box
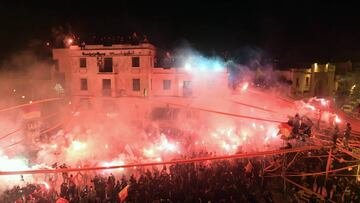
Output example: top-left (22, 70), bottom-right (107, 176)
top-left (98, 65), bottom-right (118, 74)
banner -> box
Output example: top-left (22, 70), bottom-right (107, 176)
top-left (118, 185), bottom-right (129, 202)
top-left (245, 161), bottom-right (253, 173)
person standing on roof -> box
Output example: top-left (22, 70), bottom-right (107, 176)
top-left (291, 113), bottom-right (301, 139)
top-left (343, 123), bottom-right (352, 149)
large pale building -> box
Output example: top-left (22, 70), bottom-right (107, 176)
top-left (52, 42), bottom-right (228, 105)
top-left (53, 43), bottom-right (156, 98)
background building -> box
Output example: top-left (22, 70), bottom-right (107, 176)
top-left (290, 63), bottom-right (336, 98)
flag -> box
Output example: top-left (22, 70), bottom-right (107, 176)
top-left (245, 161), bottom-right (253, 173)
top-left (56, 197), bottom-right (69, 203)
top-left (278, 122), bottom-right (292, 139)
top-left (118, 185), bottom-right (129, 202)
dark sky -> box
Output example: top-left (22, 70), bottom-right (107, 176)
top-left (1, 0), bottom-right (360, 67)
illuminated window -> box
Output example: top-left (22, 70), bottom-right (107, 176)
top-left (133, 79), bottom-right (140, 91)
top-left (80, 58), bottom-right (87, 68)
top-left (132, 57), bottom-right (140, 67)
top-left (183, 80), bottom-right (192, 97)
top-left (314, 63), bottom-right (318, 72)
top-left (163, 80), bottom-right (171, 90)
top-left (80, 78), bottom-right (88, 90)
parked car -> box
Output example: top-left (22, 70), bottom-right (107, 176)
top-left (341, 104), bottom-right (354, 113)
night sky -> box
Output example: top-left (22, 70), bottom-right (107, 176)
top-left (1, 0), bottom-right (360, 68)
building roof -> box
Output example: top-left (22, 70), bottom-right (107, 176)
top-left (68, 43), bottom-right (156, 50)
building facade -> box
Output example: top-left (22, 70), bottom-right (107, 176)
top-left (53, 43), bottom-right (156, 98)
top-left (291, 63), bottom-right (336, 98)
top-left (52, 43), bottom-right (228, 102)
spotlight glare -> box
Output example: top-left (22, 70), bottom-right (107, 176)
top-left (185, 63), bottom-right (192, 71)
top-left (213, 62), bottom-right (223, 72)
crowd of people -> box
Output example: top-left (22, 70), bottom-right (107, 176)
top-left (285, 112), bottom-right (354, 151)
top-left (0, 154), bottom-right (268, 203)
top-left (284, 147), bottom-right (360, 203)
top-left (0, 111), bottom-right (358, 203)
top-left (1, 147), bottom-right (360, 203)
top-left (280, 113), bottom-right (314, 143)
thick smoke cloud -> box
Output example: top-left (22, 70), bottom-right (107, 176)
top-left (0, 43), bottom-right (333, 192)
top-left (0, 42), bottom-right (59, 190)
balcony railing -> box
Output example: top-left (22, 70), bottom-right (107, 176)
top-left (98, 65), bottom-right (116, 73)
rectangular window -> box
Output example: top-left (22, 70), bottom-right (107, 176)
top-left (80, 78), bottom-right (88, 90)
top-left (100, 58), bottom-right (113, 72)
top-left (305, 77), bottom-right (309, 87)
top-left (133, 79), bottom-right (140, 91)
top-left (102, 79), bottom-right (111, 96)
top-left (183, 80), bottom-right (192, 97)
top-left (296, 78), bottom-right (299, 88)
top-left (183, 81), bottom-right (192, 89)
top-left (163, 80), bottom-right (171, 90)
top-left (80, 58), bottom-right (87, 68)
top-left (132, 57), bottom-right (140, 67)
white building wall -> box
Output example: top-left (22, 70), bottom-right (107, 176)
top-left (53, 44), bottom-right (229, 101)
top-left (53, 43), bottom-right (156, 98)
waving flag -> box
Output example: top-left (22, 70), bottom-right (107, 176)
top-left (118, 185), bottom-right (130, 202)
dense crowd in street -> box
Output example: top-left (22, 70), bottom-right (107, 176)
top-left (0, 109), bottom-right (358, 203)
top-left (0, 148), bottom-right (360, 203)
top-left (284, 148), bottom-right (360, 203)
top-left (0, 155), bottom-right (267, 203)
